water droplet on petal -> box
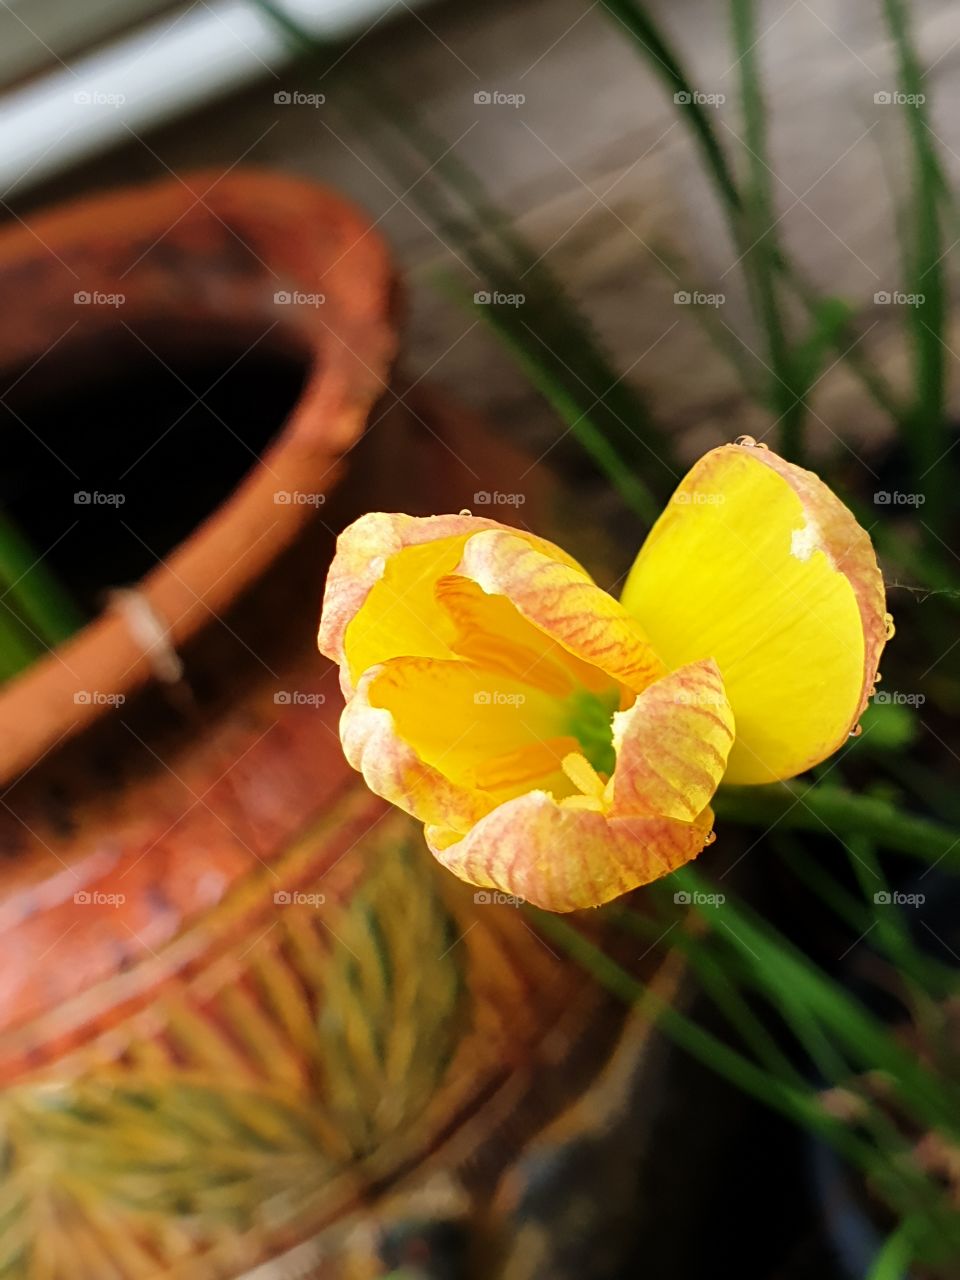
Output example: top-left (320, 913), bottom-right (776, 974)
top-left (734, 434), bottom-right (757, 447)
top-left (705, 830), bottom-right (717, 845)
top-left (849, 724), bottom-right (863, 738)
top-left (874, 671), bottom-right (883, 684)
top-left (884, 612), bottom-right (896, 640)
top-left (458, 508), bottom-right (472, 517)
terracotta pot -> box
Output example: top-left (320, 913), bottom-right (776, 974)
top-left (0, 172), bottom-right (665, 1278)
top-left (0, 168), bottom-right (397, 779)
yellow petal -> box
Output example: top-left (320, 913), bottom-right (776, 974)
top-left (434, 573), bottom-right (592, 699)
top-left (612, 659), bottom-right (735, 820)
top-left (318, 513), bottom-right (593, 697)
top-left (318, 514), bottom-right (477, 695)
top-left (622, 443), bottom-right (887, 784)
top-left (341, 651), bottom-right (588, 835)
top-left (456, 529), bottom-right (666, 695)
top-left (427, 792), bottom-right (713, 913)
top-left (364, 656), bottom-right (570, 793)
top-left (340, 665), bottom-right (491, 835)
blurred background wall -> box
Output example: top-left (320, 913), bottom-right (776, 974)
top-left (3, 0), bottom-right (959, 490)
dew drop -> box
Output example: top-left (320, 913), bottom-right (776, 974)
top-left (883, 612), bottom-right (896, 641)
top-left (849, 723), bottom-right (863, 738)
top-left (874, 671), bottom-right (883, 684)
top-left (734, 434), bottom-right (757, 447)
top-left (458, 508), bottom-right (472, 517)
top-left (705, 830), bottom-right (717, 846)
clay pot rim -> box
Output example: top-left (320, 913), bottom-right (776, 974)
top-left (0, 168), bottom-right (399, 784)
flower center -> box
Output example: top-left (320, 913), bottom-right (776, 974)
top-left (563, 687), bottom-right (620, 777)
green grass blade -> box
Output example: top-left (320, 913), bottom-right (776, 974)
top-left (881, 0), bottom-right (949, 534)
top-left (598, 0), bottom-right (742, 219)
top-left (0, 509), bottom-right (83, 659)
top-left (728, 0), bottom-right (804, 456)
top-left (713, 782), bottom-right (960, 870)
top-left (674, 866), bottom-right (960, 1136)
top-left (867, 1218), bottom-right (916, 1280)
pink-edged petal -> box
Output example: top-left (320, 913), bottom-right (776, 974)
top-left (427, 792), bottom-right (713, 913)
top-left (612, 659), bottom-right (735, 821)
top-left (318, 513), bottom-right (485, 696)
top-left (318, 513), bottom-right (591, 697)
top-left (340, 665), bottom-right (491, 835)
top-left (455, 529), bottom-right (666, 696)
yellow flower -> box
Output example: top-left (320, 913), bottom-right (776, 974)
top-left (318, 442), bottom-right (888, 912)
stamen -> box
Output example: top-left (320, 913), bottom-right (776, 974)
top-left (561, 752), bottom-right (607, 799)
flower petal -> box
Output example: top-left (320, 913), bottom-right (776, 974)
top-left (427, 792), bottom-right (713, 913)
top-left (318, 514), bottom-right (478, 696)
top-left (612, 659), bottom-right (734, 821)
top-left (456, 529), bottom-right (666, 696)
top-left (318, 513), bottom-right (592, 697)
top-left (621, 444), bottom-right (887, 784)
top-left (341, 654), bottom-right (583, 834)
top-left (340, 665), bottom-right (491, 835)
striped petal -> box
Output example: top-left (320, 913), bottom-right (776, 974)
top-left (612, 659), bottom-right (735, 820)
top-left (427, 794), bottom-right (713, 913)
top-left (340, 665), bottom-right (492, 835)
top-left (455, 529), bottom-right (666, 695)
top-left (318, 513), bottom-right (591, 697)
top-left (424, 661), bottom-right (732, 911)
